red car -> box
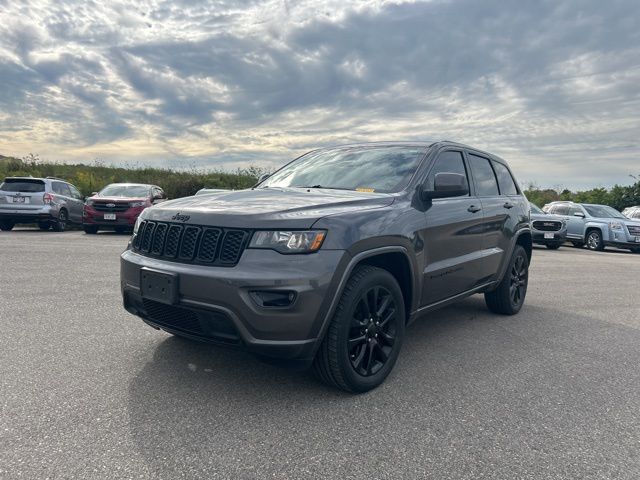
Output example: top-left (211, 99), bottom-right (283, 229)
top-left (83, 183), bottom-right (167, 234)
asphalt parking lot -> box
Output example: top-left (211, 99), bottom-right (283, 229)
top-left (1, 229), bottom-right (639, 479)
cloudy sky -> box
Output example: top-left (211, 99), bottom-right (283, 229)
top-left (0, 0), bottom-right (639, 189)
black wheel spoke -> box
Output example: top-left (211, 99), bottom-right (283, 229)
top-left (378, 330), bottom-right (395, 346)
top-left (375, 342), bottom-right (389, 363)
top-left (379, 308), bottom-right (395, 327)
top-left (376, 295), bottom-right (391, 317)
top-left (348, 335), bottom-right (366, 350)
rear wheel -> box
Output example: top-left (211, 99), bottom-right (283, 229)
top-left (0, 221), bottom-right (15, 231)
top-left (586, 229), bottom-right (604, 251)
top-left (83, 225), bottom-right (98, 234)
top-left (313, 265), bottom-right (405, 393)
top-left (52, 209), bottom-right (67, 232)
top-left (485, 245), bottom-right (529, 315)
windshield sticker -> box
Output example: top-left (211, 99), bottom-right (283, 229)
top-left (356, 188), bottom-right (375, 193)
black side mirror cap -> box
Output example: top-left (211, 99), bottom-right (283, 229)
top-left (421, 172), bottom-right (469, 200)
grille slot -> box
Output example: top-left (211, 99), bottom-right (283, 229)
top-left (627, 225), bottom-right (640, 236)
top-left (133, 220), bottom-right (248, 266)
top-left (533, 220), bottom-right (562, 232)
top-left (92, 202), bottom-right (130, 212)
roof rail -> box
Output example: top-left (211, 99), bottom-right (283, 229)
top-left (45, 176), bottom-right (67, 181)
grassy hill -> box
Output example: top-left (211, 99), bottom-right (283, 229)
top-left (0, 155), bottom-right (262, 199)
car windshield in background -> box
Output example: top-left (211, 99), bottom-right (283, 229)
top-left (530, 204), bottom-right (545, 214)
top-left (584, 205), bottom-right (626, 219)
top-left (259, 146), bottom-right (427, 193)
top-left (0, 179), bottom-right (45, 192)
top-left (99, 185), bottom-right (150, 197)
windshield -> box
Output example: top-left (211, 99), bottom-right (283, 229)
top-left (259, 146), bottom-right (427, 193)
top-left (0, 179), bottom-right (45, 192)
top-left (99, 184), bottom-right (150, 197)
top-left (529, 203), bottom-right (545, 214)
top-left (583, 205), bottom-right (626, 219)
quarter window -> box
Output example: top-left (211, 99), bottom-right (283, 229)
top-left (425, 151), bottom-right (469, 194)
top-left (492, 161), bottom-right (518, 195)
top-left (468, 154), bottom-right (499, 196)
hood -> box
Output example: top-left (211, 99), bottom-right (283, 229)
top-left (142, 187), bottom-right (394, 228)
top-left (531, 213), bottom-right (565, 222)
top-left (90, 196), bottom-right (148, 203)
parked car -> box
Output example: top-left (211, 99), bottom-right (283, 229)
top-left (622, 206), bottom-right (640, 220)
top-left (529, 203), bottom-right (567, 249)
top-left (0, 176), bottom-right (84, 231)
top-left (542, 201), bottom-right (640, 252)
top-left (195, 188), bottom-right (230, 196)
top-left (83, 183), bottom-right (167, 234)
top-left (121, 141), bottom-right (532, 392)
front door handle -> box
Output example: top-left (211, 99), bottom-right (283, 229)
top-left (503, 202), bottom-right (514, 209)
top-left (467, 205), bottom-right (482, 213)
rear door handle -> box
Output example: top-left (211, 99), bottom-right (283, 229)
top-left (467, 205), bottom-right (482, 213)
top-left (503, 202), bottom-right (514, 209)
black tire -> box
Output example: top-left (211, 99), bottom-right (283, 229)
top-left (571, 242), bottom-right (583, 248)
top-left (585, 229), bottom-right (604, 251)
top-left (83, 225), bottom-right (98, 234)
top-left (545, 243), bottom-right (561, 250)
top-left (115, 226), bottom-right (128, 234)
top-left (485, 245), bottom-right (529, 315)
top-left (313, 265), bottom-right (405, 393)
top-left (631, 248), bottom-right (640, 254)
top-left (52, 209), bottom-right (67, 232)
top-left (0, 221), bottom-right (15, 231)
top-left (38, 222), bottom-right (50, 231)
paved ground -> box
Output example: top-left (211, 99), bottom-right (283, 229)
top-left (1, 229), bottom-right (639, 479)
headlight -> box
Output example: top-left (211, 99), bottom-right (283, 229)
top-left (85, 199), bottom-right (94, 206)
top-left (133, 216), bottom-right (144, 235)
top-left (249, 230), bottom-right (326, 254)
top-left (609, 222), bottom-right (623, 230)
top-left (130, 201), bottom-right (146, 207)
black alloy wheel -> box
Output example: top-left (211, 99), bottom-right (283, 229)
top-left (509, 253), bottom-right (528, 307)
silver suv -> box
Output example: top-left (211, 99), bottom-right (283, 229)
top-left (0, 177), bottom-right (84, 231)
top-left (543, 201), bottom-right (640, 252)
top-left (622, 206), bottom-right (640, 220)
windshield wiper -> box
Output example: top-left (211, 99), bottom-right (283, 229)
top-left (294, 185), bottom-right (354, 191)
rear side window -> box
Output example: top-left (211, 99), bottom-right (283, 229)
top-left (425, 151), bottom-right (469, 194)
top-left (492, 161), bottom-right (518, 195)
top-left (0, 179), bottom-right (45, 192)
top-left (468, 154), bottom-right (499, 196)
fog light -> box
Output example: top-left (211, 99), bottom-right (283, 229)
top-left (250, 290), bottom-right (296, 307)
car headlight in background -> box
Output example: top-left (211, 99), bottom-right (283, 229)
top-left (609, 222), bottom-right (624, 230)
top-left (130, 201), bottom-right (147, 207)
top-left (85, 199), bottom-right (94, 206)
top-left (249, 230), bottom-right (326, 253)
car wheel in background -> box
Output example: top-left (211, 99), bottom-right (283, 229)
top-left (83, 225), bottom-right (98, 234)
top-left (314, 265), bottom-right (405, 393)
top-left (485, 245), bottom-right (529, 315)
top-left (52, 209), bottom-right (67, 232)
top-left (0, 221), bottom-right (15, 231)
top-left (631, 248), bottom-right (640, 254)
top-left (586, 229), bottom-right (604, 251)
top-left (545, 243), bottom-right (561, 250)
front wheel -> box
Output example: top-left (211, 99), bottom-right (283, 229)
top-left (571, 241), bottom-right (583, 248)
top-left (631, 248), bottom-right (640, 254)
top-left (586, 229), bottom-right (604, 251)
top-left (545, 243), bottom-right (561, 250)
top-left (313, 265), bottom-right (405, 393)
top-left (38, 222), bottom-right (50, 231)
top-left (485, 245), bottom-right (529, 315)
top-left (0, 221), bottom-right (15, 231)
top-left (83, 225), bottom-right (98, 234)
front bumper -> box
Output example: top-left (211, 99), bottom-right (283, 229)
top-left (532, 229), bottom-right (567, 244)
top-left (121, 247), bottom-right (348, 365)
top-left (84, 206), bottom-right (145, 227)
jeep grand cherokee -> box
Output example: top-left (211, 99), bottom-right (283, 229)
top-left (121, 142), bottom-right (532, 392)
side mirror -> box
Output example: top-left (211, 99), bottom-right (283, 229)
top-left (257, 173), bottom-right (270, 184)
top-left (421, 172), bottom-right (469, 200)
top-left (573, 212), bottom-right (585, 218)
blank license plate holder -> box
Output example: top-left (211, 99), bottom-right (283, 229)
top-left (140, 268), bottom-right (178, 305)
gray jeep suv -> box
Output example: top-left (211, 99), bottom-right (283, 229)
top-left (543, 201), bottom-right (640, 252)
top-left (121, 142), bottom-right (532, 392)
top-left (0, 176), bottom-right (84, 231)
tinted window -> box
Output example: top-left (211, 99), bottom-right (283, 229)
top-left (0, 179), bottom-right (45, 192)
top-left (99, 185), bottom-right (151, 197)
top-left (568, 205), bottom-right (582, 216)
top-left (69, 185), bottom-right (83, 199)
top-left (425, 151), bottom-right (469, 194)
top-left (632, 210), bottom-right (640, 219)
top-left (554, 205), bottom-right (569, 215)
top-left (583, 205), bottom-right (625, 218)
top-left (52, 182), bottom-right (71, 196)
top-left (492, 161), bottom-right (518, 195)
top-left (468, 154), bottom-right (499, 196)
top-left (260, 146), bottom-right (426, 193)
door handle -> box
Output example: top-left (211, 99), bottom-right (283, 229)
top-left (503, 202), bottom-right (514, 209)
top-left (467, 205), bottom-right (482, 213)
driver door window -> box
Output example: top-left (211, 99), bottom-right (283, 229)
top-left (425, 151), bottom-right (469, 194)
